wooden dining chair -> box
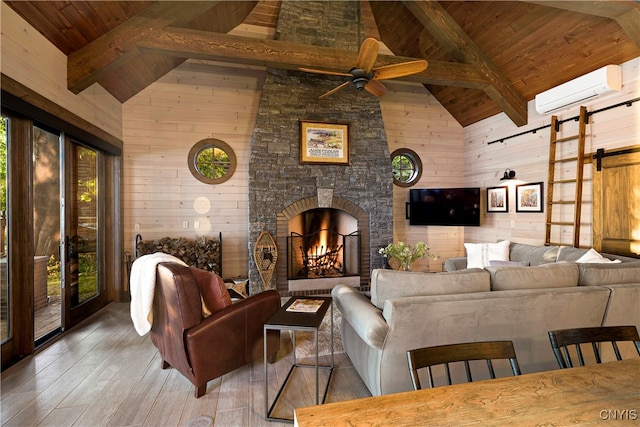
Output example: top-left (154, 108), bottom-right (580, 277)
top-left (548, 325), bottom-right (640, 369)
top-left (406, 340), bottom-right (521, 390)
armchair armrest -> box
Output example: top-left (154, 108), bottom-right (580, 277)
top-left (332, 285), bottom-right (388, 349)
top-left (185, 290), bottom-right (281, 375)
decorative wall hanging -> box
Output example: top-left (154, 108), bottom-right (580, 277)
top-left (299, 120), bottom-right (350, 165)
top-left (254, 231), bottom-right (278, 290)
top-left (487, 186), bottom-right (508, 213)
top-left (516, 182), bottom-right (544, 212)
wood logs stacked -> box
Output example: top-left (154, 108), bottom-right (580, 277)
top-left (136, 236), bottom-right (221, 274)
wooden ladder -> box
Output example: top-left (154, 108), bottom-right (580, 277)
top-left (545, 106), bottom-right (588, 247)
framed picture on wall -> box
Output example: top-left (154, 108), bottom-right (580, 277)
top-left (487, 186), bottom-right (508, 212)
top-left (516, 182), bottom-right (544, 212)
top-left (299, 120), bottom-right (350, 165)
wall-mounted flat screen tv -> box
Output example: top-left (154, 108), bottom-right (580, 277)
top-left (407, 188), bottom-right (481, 226)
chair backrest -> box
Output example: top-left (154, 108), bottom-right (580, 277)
top-left (548, 325), bottom-right (640, 368)
top-left (406, 340), bottom-right (521, 390)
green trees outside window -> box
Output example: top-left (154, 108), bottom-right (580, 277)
top-left (391, 148), bottom-right (422, 187)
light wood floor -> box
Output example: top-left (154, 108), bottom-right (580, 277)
top-left (1, 302), bottom-right (371, 426)
top-left (34, 297), bottom-right (62, 341)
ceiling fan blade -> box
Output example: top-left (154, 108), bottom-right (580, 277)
top-left (319, 81), bottom-right (351, 99)
top-left (299, 67), bottom-right (352, 77)
top-left (372, 60), bottom-right (428, 80)
top-left (356, 38), bottom-right (380, 73)
top-left (364, 80), bottom-right (387, 97)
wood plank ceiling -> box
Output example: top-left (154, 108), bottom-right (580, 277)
top-left (4, 0), bottom-right (640, 127)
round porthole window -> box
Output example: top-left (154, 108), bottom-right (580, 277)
top-left (391, 148), bottom-right (422, 187)
top-left (188, 138), bottom-right (237, 185)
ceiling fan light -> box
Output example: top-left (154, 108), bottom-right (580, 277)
top-left (350, 68), bottom-right (373, 90)
top-left (352, 77), bottom-right (368, 90)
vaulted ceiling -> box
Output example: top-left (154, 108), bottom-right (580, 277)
top-left (5, 1), bottom-right (640, 127)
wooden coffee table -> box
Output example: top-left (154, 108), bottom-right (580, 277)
top-left (264, 296), bottom-right (334, 423)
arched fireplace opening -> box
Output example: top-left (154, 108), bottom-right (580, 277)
top-left (274, 194), bottom-right (371, 295)
top-left (287, 208), bottom-right (360, 280)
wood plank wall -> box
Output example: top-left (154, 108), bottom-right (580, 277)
top-left (121, 62), bottom-right (462, 278)
top-left (122, 60), bottom-right (265, 279)
top-left (463, 58), bottom-right (640, 251)
top-left (380, 81), bottom-right (465, 272)
top-left (1, 4), bottom-right (122, 140)
top-left (122, 50), bottom-right (639, 277)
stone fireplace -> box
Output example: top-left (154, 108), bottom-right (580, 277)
top-left (247, 1), bottom-right (393, 295)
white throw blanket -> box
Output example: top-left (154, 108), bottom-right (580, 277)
top-left (130, 253), bottom-right (187, 336)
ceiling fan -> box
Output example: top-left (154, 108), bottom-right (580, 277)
top-left (299, 38), bottom-right (428, 99)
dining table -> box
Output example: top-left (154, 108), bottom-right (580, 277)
top-left (294, 358), bottom-right (640, 426)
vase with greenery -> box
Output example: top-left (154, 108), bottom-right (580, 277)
top-left (378, 241), bottom-right (437, 271)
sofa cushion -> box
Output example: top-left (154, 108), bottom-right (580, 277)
top-left (485, 261), bottom-right (579, 291)
top-left (578, 263), bottom-right (640, 286)
top-left (509, 242), bottom-right (559, 266)
top-left (464, 240), bottom-right (510, 268)
top-left (489, 260), bottom-right (530, 267)
top-left (370, 268), bottom-right (490, 310)
top-left (443, 257), bottom-right (467, 271)
top-left (190, 267), bottom-right (232, 316)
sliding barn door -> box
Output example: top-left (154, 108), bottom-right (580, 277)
top-left (593, 146), bottom-right (640, 257)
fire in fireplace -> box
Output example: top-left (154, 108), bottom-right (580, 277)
top-left (287, 208), bottom-right (360, 280)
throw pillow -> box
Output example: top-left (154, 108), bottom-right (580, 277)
top-left (190, 267), bottom-right (232, 317)
top-left (464, 240), bottom-right (510, 269)
top-left (489, 260), bottom-right (530, 267)
top-left (576, 248), bottom-right (622, 264)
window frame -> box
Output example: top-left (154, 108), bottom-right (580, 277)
top-left (187, 138), bottom-right (237, 185)
top-left (390, 148), bottom-right (422, 187)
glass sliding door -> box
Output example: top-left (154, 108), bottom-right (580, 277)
top-left (33, 125), bottom-right (62, 342)
top-left (2, 97), bottom-right (116, 370)
top-left (68, 143), bottom-right (99, 308)
top-left (32, 134), bottom-right (102, 337)
top-left (64, 140), bottom-right (105, 328)
top-left (1, 117), bottom-right (8, 344)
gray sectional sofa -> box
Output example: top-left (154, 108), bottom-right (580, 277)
top-left (444, 241), bottom-right (639, 271)
top-left (332, 242), bottom-right (640, 396)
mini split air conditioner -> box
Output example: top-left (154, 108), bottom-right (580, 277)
top-left (535, 65), bottom-right (622, 114)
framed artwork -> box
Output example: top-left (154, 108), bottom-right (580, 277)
top-left (487, 186), bottom-right (508, 212)
top-left (300, 120), bottom-right (350, 165)
top-left (516, 182), bottom-right (544, 212)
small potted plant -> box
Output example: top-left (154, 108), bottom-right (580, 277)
top-left (378, 241), bottom-right (437, 271)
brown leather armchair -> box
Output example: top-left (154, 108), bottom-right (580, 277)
top-left (150, 262), bottom-right (281, 398)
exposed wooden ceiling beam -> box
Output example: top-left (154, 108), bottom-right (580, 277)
top-left (136, 27), bottom-right (489, 89)
top-left (617, 8), bottom-right (640, 49)
top-left (67, 1), bottom-right (221, 94)
top-left (523, 1), bottom-right (638, 19)
top-left (402, 0), bottom-right (528, 127)
top-left (524, 1), bottom-right (640, 49)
